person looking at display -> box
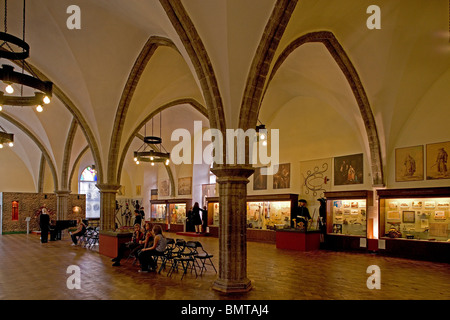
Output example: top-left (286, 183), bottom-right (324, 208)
top-left (192, 202), bottom-right (203, 234)
top-left (295, 199), bottom-right (311, 230)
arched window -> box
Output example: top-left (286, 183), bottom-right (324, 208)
top-left (79, 166), bottom-right (100, 218)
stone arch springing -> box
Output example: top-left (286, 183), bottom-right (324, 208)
top-left (241, 30), bottom-right (384, 186)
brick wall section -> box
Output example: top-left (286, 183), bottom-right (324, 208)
top-left (1, 192), bottom-right (86, 233)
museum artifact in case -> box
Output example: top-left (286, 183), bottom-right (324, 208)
top-left (378, 188), bottom-right (450, 242)
top-left (150, 200), bottom-right (167, 224)
top-left (376, 187), bottom-right (450, 263)
top-left (325, 191), bottom-right (372, 237)
top-left (206, 194), bottom-right (298, 243)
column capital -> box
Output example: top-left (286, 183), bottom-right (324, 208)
top-left (95, 183), bottom-right (121, 193)
top-left (54, 189), bottom-right (71, 196)
top-left (210, 165), bottom-right (255, 182)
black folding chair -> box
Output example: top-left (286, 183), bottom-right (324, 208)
top-left (86, 227), bottom-right (99, 249)
top-left (193, 241), bottom-right (217, 275)
top-left (157, 238), bottom-right (175, 273)
top-left (167, 240), bottom-right (198, 280)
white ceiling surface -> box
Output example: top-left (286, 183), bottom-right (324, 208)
top-left (0, 1), bottom-right (449, 191)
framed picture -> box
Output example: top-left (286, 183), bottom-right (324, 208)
top-left (395, 145), bottom-right (424, 182)
top-left (402, 210), bottom-right (415, 223)
top-left (178, 177), bottom-right (192, 196)
top-left (273, 163), bottom-right (290, 189)
top-left (159, 180), bottom-right (170, 197)
top-left (387, 211), bottom-right (401, 221)
top-left (253, 167), bottom-right (267, 190)
top-left (334, 153), bottom-right (364, 185)
top-left (434, 211), bottom-right (446, 220)
top-left (426, 141), bottom-right (450, 180)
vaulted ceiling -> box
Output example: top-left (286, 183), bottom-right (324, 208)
top-left (0, 0), bottom-right (449, 192)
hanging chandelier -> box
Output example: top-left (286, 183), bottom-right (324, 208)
top-left (0, 0), bottom-right (52, 113)
top-left (0, 123), bottom-right (13, 148)
top-left (133, 111), bottom-right (170, 166)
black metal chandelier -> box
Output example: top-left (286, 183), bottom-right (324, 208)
top-left (133, 111), bottom-right (170, 166)
top-left (0, 0), bottom-right (52, 112)
top-left (0, 123), bottom-right (13, 148)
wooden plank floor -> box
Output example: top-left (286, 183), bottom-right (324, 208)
top-left (0, 233), bottom-right (449, 300)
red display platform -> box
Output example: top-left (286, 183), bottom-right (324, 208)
top-left (99, 231), bottom-right (132, 258)
top-left (276, 229), bottom-right (321, 251)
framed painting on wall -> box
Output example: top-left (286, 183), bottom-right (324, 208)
top-left (253, 167), bottom-right (267, 190)
top-left (178, 177), bottom-right (192, 196)
top-left (426, 141), bottom-right (450, 180)
top-left (395, 145), bottom-right (424, 182)
top-left (334, 153), bottom-right (364, 186)
top-left (159, 180), bottom-right (170, 197)
top-left (402, 210), bottom-right (415, 223)
top-left (273, 163), bottom-right (290, 189)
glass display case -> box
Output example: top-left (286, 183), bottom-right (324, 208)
top-left (150, 201), bottom-right (167, 224)
top-left (325, 190), bottom-right (373, 238)
top-left (207, 195), bottom-right (296, 231)
top-left (168, 203), bottom-right (186, 225)
top-left (246, 201), bottom-right (291, 230)
top-left (378, 188), bottom-right (450, 242)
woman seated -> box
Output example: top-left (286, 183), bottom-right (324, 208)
top-left (112, 223), bottom-right (143, 266)
top-left (69, 217), bottom-right (87, 246)
top-left (138, 225), bottom-right (167, 272)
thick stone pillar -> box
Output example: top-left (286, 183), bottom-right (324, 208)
top-left (55, 190), bottom-right (71, 220)
top-left (96, 184), bottom-right (120, 231)
top-left (210, 165), bottom-right (254, 293)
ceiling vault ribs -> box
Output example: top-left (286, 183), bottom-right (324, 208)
top-left (239, 0), bottom-right (298, 132)
top-left (0, 111), bottom-right (59, 190)
top-left (60, 118), bottom-right (78, 191)
top-left (116, 97), bottom-right (208, 185)
top-left (68, 145), bottom-right (90, 192)
top-left (107, 36), bottom-right (178, 184)
top-left (263, 31), bottom-right (384, 186)
top-left (159, 0), bottom-right (226, 164)
top-left (17, 61), bottom-right (105, 185)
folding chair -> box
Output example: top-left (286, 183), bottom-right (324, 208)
top-left (157, 238), bottom-right (175, 273)
top-left (87, 227), bottom-right (99, 249)
top-left (79, 226), bottom-right (93, 248)
top-left (193, 241), bottom-right (217, 275)
top-left (167, 240), bottom-right (198, 280)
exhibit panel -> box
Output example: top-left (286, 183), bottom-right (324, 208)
top-left (324, 190), bottom-right (373, 251)
top-left (377, 187), bottom-right (450, 263)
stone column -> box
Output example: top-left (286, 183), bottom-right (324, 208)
top-left (55, 190), bottom-right (71, 220)
top-left (96, 183), bottom-right (120, 231)
top-left (210, 165), bottom-right (254, 293)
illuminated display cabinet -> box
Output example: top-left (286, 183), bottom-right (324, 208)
top-left (150, 199), bottom-right (192, 232)
top-left (377, 187), bottom-right (450, 263)
top-left (206, 194), bottom-right (298, 243)
top-left (324, 190), bottom-right (373, 251)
